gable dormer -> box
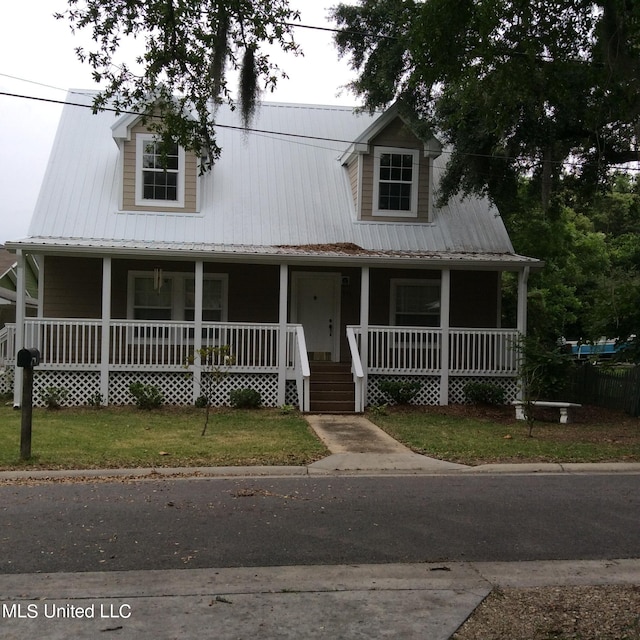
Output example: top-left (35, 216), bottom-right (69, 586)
top-left (341, 106), bottom-right (442, 222)
top-left (111, 114), bottom-right (199, 213)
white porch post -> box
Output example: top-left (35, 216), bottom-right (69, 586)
top-left (360, 266), bottom-right (370, 411)
top-left (100, 257), bottom-right (112, 404)
top-left (277, 263), bottom-right (288, 405)
top-left (192, 260), bottom-right (204, 403)
top-left (517, 267), bottom-right (529, 336)
top-left (12, 250), bottom-right (26, 407)
top-left (36, 254), bottom-right (44, 318)
top-left (439, 268), bottom-right (451, 405)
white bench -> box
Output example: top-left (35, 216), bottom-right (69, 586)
top-left (513, 400), bottom-right (582, 424)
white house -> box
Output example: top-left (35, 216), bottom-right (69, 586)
top-left (1, 91), bottom-right (538, 410)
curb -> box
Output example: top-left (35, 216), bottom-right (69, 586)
top-left (1, 460), bottom-right (640, 482)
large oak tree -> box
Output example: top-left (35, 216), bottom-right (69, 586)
top-left (332, 0), bottom-right (640, 212)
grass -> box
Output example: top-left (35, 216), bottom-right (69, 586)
top-left (0, 405), bottom-right (328, 470)
top-left (1, 402), bottom-right (638, 471)
top-left (367, 404), bottom-right (640, 466)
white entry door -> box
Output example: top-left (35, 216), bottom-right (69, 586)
top-left (292, 273), bottom-right (341, 361)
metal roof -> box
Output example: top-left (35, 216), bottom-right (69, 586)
top-left (15, 91), bottom-right (537, 268)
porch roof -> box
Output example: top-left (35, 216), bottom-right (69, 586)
top-left (5, 237), bottom-right (540, 270)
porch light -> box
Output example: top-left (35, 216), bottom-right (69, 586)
top-left (153, 267), bottom-right (163, 291)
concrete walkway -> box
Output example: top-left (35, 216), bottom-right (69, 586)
top-left (306, 413), bottom-right (469, 473)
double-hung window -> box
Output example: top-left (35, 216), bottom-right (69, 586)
top-left (390, 279), bottom-right (440, 326)
top-left (373, 147), bottom-right (419, 217)
top-left (135, 134), bottom-right (185, 207)
top-left (129, 272), bottom-right (227, 322)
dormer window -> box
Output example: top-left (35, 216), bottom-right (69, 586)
top-left (373, 147), bottom-right (419, 217)
top-left (135, 134), bottom-right (185, 207)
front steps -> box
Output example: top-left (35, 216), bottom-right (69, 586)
top-left (309, 361), bottom-right (356, 413)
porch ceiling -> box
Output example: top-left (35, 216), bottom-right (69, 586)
top-left (6, 238), bottom-right (541, 270)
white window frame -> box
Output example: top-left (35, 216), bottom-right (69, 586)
top-left (135, 134), bottom-right (186, 208)
top-left (127, 271), bottom-right (228, 322)
top-left (373, 147), bottom-right (420, 217)
top-left (390, 278), bottom-right (441, 327)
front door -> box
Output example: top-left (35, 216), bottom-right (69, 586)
top-left (292, 272), bottom-right (341, 361)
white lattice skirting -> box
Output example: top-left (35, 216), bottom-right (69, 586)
top-left (368, 374), bottom-right (519, 406)
top-left (28, 370), bottom-right (281, 407)
top-left (0, 369), bottom-right (12, 396)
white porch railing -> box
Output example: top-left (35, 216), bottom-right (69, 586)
top-left (349, 325), bottom-right (519, 376)
top-left (0, 324), bottom-right (16, 368)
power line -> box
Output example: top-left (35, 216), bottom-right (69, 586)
top-left (1, 88), bottom-right (638, 174)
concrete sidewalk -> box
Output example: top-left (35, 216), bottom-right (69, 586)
top-left (1, 560), bottom-right (639, 639)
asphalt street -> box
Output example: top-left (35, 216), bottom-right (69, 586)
top-left (1, 474), bottom-right (638, 574)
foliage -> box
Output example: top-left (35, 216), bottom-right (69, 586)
top-left (55, 0), bottom-right (301, 170)
top-left (229, 388), bottom-right (262, 409)
top-left (463, 382), bottom-right (505, 406)
top-left (128, 382), bottom-right (164, 410)
top-left (279, 404), bottom-right (295, 415)
top-left (377, 379), bottom-right (421, 405)
top-left (86, 391), bottom-right (104, 409)
top-left (333, 1), bottom-right (640, 212)
top-left (516, 335), bottom-right (574, 436)
top-left (40, 386), bottom-right (69, 410)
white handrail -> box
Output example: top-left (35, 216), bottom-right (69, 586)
top-left (294, 325), bottom-right (310, 412)
top-left (347, 326), bottom-right (365, 412)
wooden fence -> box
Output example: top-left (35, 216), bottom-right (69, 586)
top-left (568, 363), bottom-right (640, 416)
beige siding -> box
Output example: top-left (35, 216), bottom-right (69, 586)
top-left (450, 271), bottom-right (500, 328)
top-left (347, 158), bottom-right (359, 213)
top-left (122, 123), bottom-right (198, 213)
top-left (359, 117), bottom-right (431, 222)
top-left (43, 256), bottom-right (102, 318)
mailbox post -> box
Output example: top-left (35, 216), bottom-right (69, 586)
top-left (17, 348), bottom-right (40, 460)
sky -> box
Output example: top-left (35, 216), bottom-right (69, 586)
top-left (0, 0), bottom-right (359, 245)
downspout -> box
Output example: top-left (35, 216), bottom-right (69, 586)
top-left (100, 257), bottom-right (112, 404)
top-left (192, 260), bottom-right (204, 403)
top-left (439, 269), bottom-right (451, 405)
top-left (277, 263), bottom-right (288, 406)
top-left (516, 266), bottom-right (530, 401)
top-left (359, 266), bottom-right (370, 412)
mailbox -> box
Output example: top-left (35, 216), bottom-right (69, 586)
top-left (17, 348), bottom-right (40, 368)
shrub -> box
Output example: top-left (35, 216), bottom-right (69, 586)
top-left (229, 388), bottom-right (261, 409)
top-left (463, 382), bottom-right (506, 405)
top-left (86, 391), bottom-right (104, 408)
top-left (129, 382), bottom-right (164, 410)
top-left (195, 394), bottom-right (209, 408)
top-left (41, 386), bottom-right (68, 410)
top-left (377, 380), bottom-right (421, 405)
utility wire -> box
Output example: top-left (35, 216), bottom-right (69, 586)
top-left (0, 88), bottom-right (637, 173)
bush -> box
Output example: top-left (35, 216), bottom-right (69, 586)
top-left (463, 382), bottom-right (506, 405)
top-left (377, 380), bottom-right (421, 405)
top-left (195, 394), bottom-right (209, 408)
top-left (41, 386), bottom-right (68, 410)
top-left (86, 391), bottom-right (103, 408)
top-left (129, 382), bottom-right (164, 410)
top-left (229, 388), bottom-right (261, 409)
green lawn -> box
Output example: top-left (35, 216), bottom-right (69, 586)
top-left (0, 406), bottom-right (328, 470)
top-left (367, 404), bottom-right (640, 465)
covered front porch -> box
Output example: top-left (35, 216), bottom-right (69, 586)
top-left (2, 247), bottom-right (532, 411)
